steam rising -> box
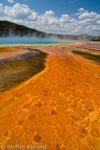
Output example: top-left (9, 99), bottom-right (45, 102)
top-left (0, 36), bottom-right (71, 45)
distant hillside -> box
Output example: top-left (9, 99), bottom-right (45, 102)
top-left (49, 33), bottom-right (100, 41)
top-left (0, 21), bottom-right (47, 38)
top-left (0, 21), bottom-right (100, 41)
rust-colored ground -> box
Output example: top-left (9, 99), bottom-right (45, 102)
top-left (0, 46), bottom-right (27, 59)
top-left (0, 44), bottom-right (100, 150)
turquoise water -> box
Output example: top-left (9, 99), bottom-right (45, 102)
top-left (0, 37), bottom-right (74, 45)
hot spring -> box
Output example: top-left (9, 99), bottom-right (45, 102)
top-left (0, 37), bottom-right (74, 45)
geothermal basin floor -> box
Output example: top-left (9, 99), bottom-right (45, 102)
top-left (0, 44), bottom-right (100, 150)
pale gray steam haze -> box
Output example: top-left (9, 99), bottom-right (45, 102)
top-left (0, 2), bottom-right (100, 35)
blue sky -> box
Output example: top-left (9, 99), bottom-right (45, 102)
top-left (0, 0), bottom-right (100, 35)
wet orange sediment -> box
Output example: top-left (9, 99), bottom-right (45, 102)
top-left (0, 46), bottom-right (28, 59)
top-left (0, 44), bottom-right (100, 150)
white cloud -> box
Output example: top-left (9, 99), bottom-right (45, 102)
top-left (8, 0), bottom-right (14, 3)
top-left (69, 0), bottom-right (78, 4)
top-left (0, 3), bottom-right (3, 14)
top-left (75, 8), bottom-right (87, 16)
top-left (79, 11), bottom-right (98, 20)
top-left (78, 8), bottom-right (85, 12)
top-left (37, 10), bottom-right (58, 25)
top-left (97, 20), bottom-right (100, 24)
top-left (59, 14), bottom-right (70, 23)
top-left (4, 3), bottom-right (37, 20)
top-left (0, 3), bottom-right (100, 35)
top-left (44, 10), bottom-right (55, 16)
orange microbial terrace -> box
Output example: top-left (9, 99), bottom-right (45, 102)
top-left (0, 44), bottom-right (100, 150)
